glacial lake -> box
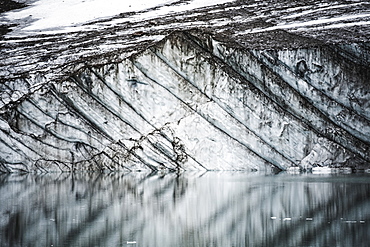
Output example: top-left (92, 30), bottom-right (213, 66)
top-left (1, 171), bottom-right (369, 247)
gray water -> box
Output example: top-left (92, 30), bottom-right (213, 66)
top-left (1, 171), bottom-right (369, 247)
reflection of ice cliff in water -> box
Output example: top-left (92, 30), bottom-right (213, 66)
top-left (0, 172), bottom-right (369, 247)
top-left (0, 31), bottom-right (369, 172)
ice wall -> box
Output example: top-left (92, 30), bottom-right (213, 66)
top-left (0, 32), bottom-right (369, 172)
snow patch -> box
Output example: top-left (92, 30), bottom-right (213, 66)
top-left (5, 0), bottom-right (173, 30)
top-left (3, 0), bottom-right (234, 35)
top-left (242, 13), bottom-right (370, 34)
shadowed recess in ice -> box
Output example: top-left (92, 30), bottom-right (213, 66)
top-left (0, 30), bottom-right (369, 172)
top-left (1, 172), bottom-right (370, 247)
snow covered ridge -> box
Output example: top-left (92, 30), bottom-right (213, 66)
top-left (2, 0), bottom-right (370, 38)
top-left (1, 0), bottom-right (370, 82)
top-left (0, 0), bottom-right (369, 172)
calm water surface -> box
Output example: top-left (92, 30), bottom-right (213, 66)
top-left (1, 171), bottom-right (370, 247)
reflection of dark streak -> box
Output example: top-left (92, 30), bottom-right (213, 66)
top-left (1, 173), bottom-right (370, 247)
top-left (74, 176), bottom-right (182, 246)
top-left (223, 184), bottom-right (281, 238)
top-left (56, 174), bottom-right (148, 246)
top-left (298, 186), bottom-right (370, 247)
top-left (186, 184), bottom-right (260, 235)
top-left (258, 183), bottom-right (370, 247)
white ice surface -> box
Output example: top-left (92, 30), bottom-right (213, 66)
top-left (3, 0), bottom-right (234, 34)
top-left (5, 0), bottom-right (172, 30)
top-left (242, 13), bottom-right (370, 34)
top-left (281, 2), bottom-right (365, 20)
top-left (3, 0), bottom-right (370, 37)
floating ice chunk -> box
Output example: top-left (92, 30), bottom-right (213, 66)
top-left (340, 167), bottom-right (352, 174)
top-left (287, 167), bottom-right (300, 174)
top-left (312, 167), bottom-right (332, 174)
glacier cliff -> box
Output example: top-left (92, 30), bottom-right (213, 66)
top-left (0, 30), bottom-right (369, 172)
